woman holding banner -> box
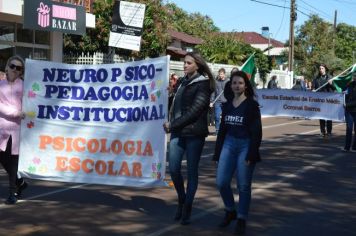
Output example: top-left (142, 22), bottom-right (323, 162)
top-left (312, 64), bottom-right (335, 137)
top-left (0, 55), bottom-right (28, 204)
top-left (163, 52), bottom-right (214, 225)
top-left (213, 71), bottom-right (262, 235)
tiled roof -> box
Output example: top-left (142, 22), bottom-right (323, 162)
top-left (168, 29), bottom-right (203, 45)
top-left (222, 32), bottom-right (285, 48)
top-left (166, 46), bottom-right (187, 56)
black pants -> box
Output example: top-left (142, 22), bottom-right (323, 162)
top-left (0, 136), bottom-right (19, 194)
top-left (319, 119), bottom-right (332, 135)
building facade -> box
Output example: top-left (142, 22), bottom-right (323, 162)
top-left (0, 0), bottom-right (95, 70)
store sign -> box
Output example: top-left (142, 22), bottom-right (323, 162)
top-left (23, 0), bottom-right (86, 35)
top-left (109, 1), bottom-right (146, 51)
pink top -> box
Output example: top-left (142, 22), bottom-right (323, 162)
top-left (0, 77), bottom-right (24, 155)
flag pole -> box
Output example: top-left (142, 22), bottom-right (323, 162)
top-left (212, 53), bottom-right (257, 105)
top-left (211, 90), bottom-right (224, 105)
top-left (313, 63), bottom-right (355, 92)
top-left (240, 52), bottom-right (256, 69)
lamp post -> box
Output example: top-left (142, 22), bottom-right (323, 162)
top-left (268, 33), bottom-right (272, 57)
top-left (261, 26), bottom-right (271, 56)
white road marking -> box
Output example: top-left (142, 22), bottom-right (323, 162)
top-left (0, 120), bottom-right (347, 235)
top-left (262, 120), bottom-right (304, 129)
top-left (146, 122), bottom-right (346, 236)
top-left (0, 183), bottom-right (89, 209)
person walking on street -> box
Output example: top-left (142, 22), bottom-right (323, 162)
top-left (163, 52), bottom-right (215, 225)
top-left (210, 68), bottom-right (229, 135)
top-left (343, 71), bottom-right (356, 152)
top-left (312, 63), bottom-right (335, 137)
top-left (292, 79), bottom-right (305, 91)
top-left (168, 73), bottom-right (179, 112)
top-left (213, 71), bottom-right (262, 235)
top-left (267, 75), bottom-right (278, 89)
top-left (0, 55), bottom-right (28, 204)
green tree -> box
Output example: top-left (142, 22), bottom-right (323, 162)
top-left (133, 0), bottom-right (168, 58)
top-left (64, 0), bottom-right (169, 58)
top-left (196, 33), bottom-right (270, 86)
top-left (255, 51), bottom-right (271, 88)
top-left (196, 33), bottom-right (247, 65)
top-left (165, 3), bottom-right (219, 39)
top-left (64, 0), bottom-right (113, 54)
top-left (293, 15), bottom-right (347, 79)
top-left (335, 23), bottom-right (356, 67)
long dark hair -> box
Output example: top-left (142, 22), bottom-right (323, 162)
top-left (185, 52), bottom-right (215, 92)
top-left (317, 63), bottom-right (329, 76)
top-left (224, 71), bottom-right (256, 101)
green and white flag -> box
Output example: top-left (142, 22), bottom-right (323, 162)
top-left (241, 53), bottom-right (257, 87)
top-left (332, 64), bottom-right (356, 92)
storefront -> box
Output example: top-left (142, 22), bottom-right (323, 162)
top-left (0, 0), bottom-right (95, 70)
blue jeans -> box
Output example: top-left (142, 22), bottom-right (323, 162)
top-left (214, 103), bottom-right (222, 133)
top-left (216, 135), bottom-right (255, 219)
top-left (169, 134), bottom-right (205, 204)
top-left (344, 111), bottom-right (356, 150)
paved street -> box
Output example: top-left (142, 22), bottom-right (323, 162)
top-left (1, 117), bottom-right (356, 236)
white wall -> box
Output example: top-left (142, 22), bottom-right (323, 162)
top-left (0, 0), bottom-right (23, 16)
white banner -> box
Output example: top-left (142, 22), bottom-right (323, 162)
top-left (19, 56), bottom-right (169, 187)
top-left (256, 89), bottom-right (345, 121)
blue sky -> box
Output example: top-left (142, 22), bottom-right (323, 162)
top-left (167, 0), bottom-right (356, 43)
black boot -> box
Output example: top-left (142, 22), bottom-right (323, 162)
top-left (218, 210), bottom-right (237, 227)
top-left (234, 218), bottom-right (246, 235)
top-left (180, 203), bottom-right (192, 225)
top-left (16, 178), bottom-right (28, 198)
top-left (5, 193), bottom-right (17, 205)
top-left (174, 203), bottom-right (184, 221)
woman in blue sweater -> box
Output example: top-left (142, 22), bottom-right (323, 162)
top-left (214, 71), bottom-right (262, 235)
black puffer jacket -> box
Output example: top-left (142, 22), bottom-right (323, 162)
top-left (312, 74), bottom-right (335, 92)
top-left (170, 74), bottom-right (212, 137)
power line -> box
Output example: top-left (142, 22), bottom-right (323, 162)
top-left (250, 0), bottom-right (291, 40)
top-left (299, 0), bottom-right (333, 19)
top-left (251, 0), bottom-right (336, 20)
top-left (331, 0), bottom-right (356, 4)
top-left (274, 0), bottom-right (288, 39)
top-left (250, 0), bottom-right (289, 9)
top-left (250, 0), bottom-right (310, 17)
top-left (296, 9), bottom-right (311, 17)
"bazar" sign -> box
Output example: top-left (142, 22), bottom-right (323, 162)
top-left (24, 0), bottom-right (86, 35)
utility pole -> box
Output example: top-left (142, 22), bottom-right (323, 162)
top-left (333, 10), bottom-right (337, 52)
top-left (288, 0), bottom-right (296, 73)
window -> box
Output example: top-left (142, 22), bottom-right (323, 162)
top-left (0, 21), bottom-right (14, 42)
top-left (0, 21), bottom-right (51, 69)
top-left (35, 30), bottom-right (50, 45)
top-left (16, 24), bottom-right (33, 43)
top-left (34, 48), bottom-right (50, 60)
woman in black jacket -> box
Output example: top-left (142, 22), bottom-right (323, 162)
top-left (312, 64), bottom-right (335, 137)
top-left (163, 52), bottom-right (214, 225)
top-left (213, 71), bottom-right (262, 235)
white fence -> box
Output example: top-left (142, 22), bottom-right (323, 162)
top-left (170, 60), bottom-right (292, 89)
top-left (63, 52), bottom-right (292, 89)
top-left (63, 52), bottom-right (133, 65)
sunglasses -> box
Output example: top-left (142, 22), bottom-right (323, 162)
top-left (9, 63), bottom-right (23, 71)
